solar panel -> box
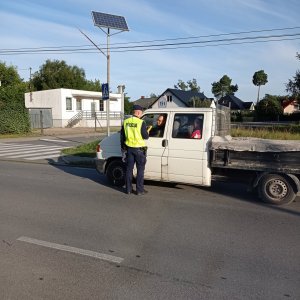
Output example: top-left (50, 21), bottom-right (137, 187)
top-left (92, 11), bottom-right (129, 31)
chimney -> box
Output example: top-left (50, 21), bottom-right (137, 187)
top-left (117, 84), bottom-right (125, 94)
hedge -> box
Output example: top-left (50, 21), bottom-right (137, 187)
top-left (0, 108), bottom-right (30, 134)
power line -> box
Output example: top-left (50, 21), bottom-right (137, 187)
top-left (1, 37), bottom-right (299, 55)
top-left (109, 25), bottom-right (300, 45)
top-left (111, 37), bottom-right (300, 53)
top-left (1, 25), bottom-right (300, 52)
top-left (0, 31), bottom-right (299, 55)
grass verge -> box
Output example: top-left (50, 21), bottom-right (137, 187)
top-left (62, 140), bottom-right (100, 157)
top-left (231, 128), bottom-right (300, 140)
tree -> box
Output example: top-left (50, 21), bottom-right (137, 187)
top-left (252, 70), bottom-right (268, 103)
top-left (174, 78), bottom-right (200, 92)
top-left (83, 79), bottom-right (101, 92)
top-left (32, 59), bottom-right (95, 91)
top-left (174, 79), bottom-right (188, 91)
top-left (0, 62), bottom-right (30, 133)
top-left (286, 53), bottom-right (300, 101)
top-left (189, 97), bottom-right (211, 108)
top-left (149, 93), bottom-right (157, 98)
top-left (255, 94), bottom-right (283, 121)
top-left (0, 61), bottom-right (27, 109)
top-left (0, 62), bottom-right (23, 87)
top-left (211, 75), bottom-right (238, 99)
top-left (124, 95), bottom-right (133, 115)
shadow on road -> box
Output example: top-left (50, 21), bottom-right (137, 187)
top-left (48, 158), bottom-right (125, 194)
top-left (210, 179), bottom-right (300, 217)
top-left (48, 158), bottom-right (300, 217)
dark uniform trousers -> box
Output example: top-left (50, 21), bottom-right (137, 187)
top-left (126, 147), bottom-right (147, 194)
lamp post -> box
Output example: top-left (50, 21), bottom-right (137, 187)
top-left (91, 11), bottom-right (129, 136)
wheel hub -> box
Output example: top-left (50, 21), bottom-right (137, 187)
top-left (267, 179), bottom-right (288, 199)
top-left (113, 167), bottom-right (124, 180)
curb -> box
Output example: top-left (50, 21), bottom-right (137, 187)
top-left (61, 155), bottom-right (96, 168)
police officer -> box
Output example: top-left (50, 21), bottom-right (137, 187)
top-left (120, 105), bottom-right (149, 195)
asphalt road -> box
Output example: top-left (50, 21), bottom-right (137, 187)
top-left (1, 160), bottom-right (300, 300)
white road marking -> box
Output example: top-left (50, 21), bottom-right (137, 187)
top-left (17, 236), bottom-right (124, 264)
top-left (0, 147), bottom-right (67, 156)
top-left (0, 145), bottom-right (52, 152)
top-left (0, 143), bottom-right (36, 147)
top-left (0, 142), bottom-right (70, 160)
top-left (40, 139), bottom-right (70, 143)
top-left (6, 149), bottom-right (62, 158)
top-left (25, 153), bottom-right (63, 160)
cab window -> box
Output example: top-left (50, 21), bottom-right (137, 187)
top-left (172, 113), bottom-right (203, 139)
top-left (142, 114), bottom-right (167, 138)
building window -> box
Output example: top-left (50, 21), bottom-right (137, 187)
top-left (66, 97), bottom-right (72, 111)
top-left (99, 99), bottom-right (104, 111)
top-left (76, 99), bottom-right (82, 111)
top-left (167, 95), bottom-right (172, 102)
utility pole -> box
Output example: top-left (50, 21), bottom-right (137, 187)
top-left (106, 27), bottom-right (111, 136)
top-left (29, 67), bottom-right (32, 102)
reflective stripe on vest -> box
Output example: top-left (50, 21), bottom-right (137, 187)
top-left (123, 116), bottom-right (146, 148)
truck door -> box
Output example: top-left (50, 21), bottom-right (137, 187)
top-left (163, 112), bottom-right (209, 185)
top-left (142, 113), bottom-right (169, 180)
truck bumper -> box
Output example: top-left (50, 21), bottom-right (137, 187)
top-left (95, 159), bottom-right (106, 175)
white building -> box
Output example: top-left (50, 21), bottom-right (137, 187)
top-left (25, 86), bottom-right (125, 128)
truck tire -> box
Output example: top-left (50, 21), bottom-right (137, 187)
top-left (106, 160), bottom-right (126, 187)
top-left (258, 173), bottom-right (296, 205)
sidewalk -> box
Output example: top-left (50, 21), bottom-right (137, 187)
top-left (38, 127), bottom-right (107, 137)
top-left (0, 127), bottom-right (119, 142)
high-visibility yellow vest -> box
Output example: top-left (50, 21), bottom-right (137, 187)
top-left (123, 116), bottom-right (146, 148)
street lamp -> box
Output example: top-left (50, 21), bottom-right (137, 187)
top-left (91, 11), bottom-right (129, 136)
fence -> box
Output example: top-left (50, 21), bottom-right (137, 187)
top-left (28, 108), bottom-right (53, 129)
top-left (82, 111), bottom-right (123, 120)
top-left (215, 105), bottom-right (231, 136)
top-left (231, 121), bottom-right (299, 129)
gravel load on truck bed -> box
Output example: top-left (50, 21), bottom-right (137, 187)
top-left (211, 136), bottom-right (300, 152)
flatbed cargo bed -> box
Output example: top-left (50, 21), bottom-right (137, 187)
top-left (210, 149), bottom-right (300, 174)
top-left (210, 136), bottom-right (300, 174)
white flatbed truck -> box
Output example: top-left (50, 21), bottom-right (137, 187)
top-left (96, 106), bottom-right (300, 205)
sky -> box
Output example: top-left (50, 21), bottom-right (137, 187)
top-left (0, 0), bottom-right (299, 102)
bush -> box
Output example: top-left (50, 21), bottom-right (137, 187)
top-left (0, 108), bottom-right (30, 134)
top-left (255, 95), bottom-right (283, 121)
top-left (231, 110), bottom-right (255, 122)
top-left (279, 112), bottom-right (300, 122)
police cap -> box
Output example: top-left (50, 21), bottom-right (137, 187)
top-left (132, 104), bottom-right (143, 111)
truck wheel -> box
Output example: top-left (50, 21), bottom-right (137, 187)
top-left (258, 174), bottom-right (296, 205)
top-left (106, 160), bottom-right (126, 187)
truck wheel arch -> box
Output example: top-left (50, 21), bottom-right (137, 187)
top-left (254, 172), bottom-right (298, 205)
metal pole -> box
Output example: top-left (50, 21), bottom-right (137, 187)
top-left (95, 109), bottom-right (97, 132)
top-left (40, 110), bottom-right (44, 135)
top-left (29, 67), bottom-right (32, 102)
top-left (107, 28), bottom-right (110, 136)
